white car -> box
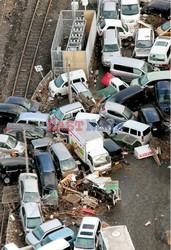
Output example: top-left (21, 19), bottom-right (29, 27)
top-left (18, 173), bottom-right (41, 204)
top-left (20, 202), bottom-right (43, 234)
top-left (48, 69), bottom-right (87, 98)
top-left (0, 134), bottom-right (25, 155)
top-left (120, 0), bottom-right (140, 28)
top-left (71, 82), bottom-right (96, 103)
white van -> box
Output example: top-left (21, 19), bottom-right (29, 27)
top-left (102, 29), bottom-right (121, 67)
top-left (134, 28), bottom-right (155, 58)
top-left (110, 57), bottom-right (154, 82)
top-left (39, 238), bottom-right (70, 250)
top-left (120, 0), bottom-right (140, 27)
top-left (97, 19), bottom-right (134, 41)
top-left (2, 243), bottom-right (32, 250)
top-left (148, 36), bottom-right (171, 69)
top-left (74, 217), bottom-right (101, 250)
top-left (16, 112), bottom-right (50, 130)
top-left (112, 120), bottom-right (152, 145)
top-left (49, 69), bottom-right (87, 97)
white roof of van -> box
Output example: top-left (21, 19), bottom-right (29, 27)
top-left (104, 29), bottom-right (117, 44)
top-left (17, 112), bottom-right (50, 121)
top-left (111, 56), bottom-right (144, 68)
top-left (61, 69), bottom-right (86, 82)
top-left (3, 243), bottom-right (19, 250)
top-left (121, 0), bottom-right (138, 5)
top-left (123, 120), bottom-right (149, 131)
top-left (75, 112), bottom-right (100, 122)
top-left (105, 102), bottom-right (126, 114)
top-left (137, 28), bottom-right (152, 40)
top-left (72, 82), bottom-right (87, 92)
top-left (73, 122), bottom-right (103, 141)
top-left (78, 217), bottom-right (100, 238)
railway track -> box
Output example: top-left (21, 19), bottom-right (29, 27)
top-left (11, 0), bottom-right (53, 98)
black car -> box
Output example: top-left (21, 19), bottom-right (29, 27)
top-left (0, 103), bottom-right (27, 125)
top-left (138, 105), bottom-right (162, 134)
top-left (4, 123), bottom-right (50, 141)
top-left (103, 138), bottom-right (122, 162)
top-left (33, 152), bottom-right (58, 205)
top-left (141, 0), bottom-right (170, 18)
top-left (5, 96), bottom-right (39, 112)
top-left (107, 85), bottom-right (148, 111)
top-left (155, 80), bottom-right (171, 115)
top-left (0, 157), bottom-right (33, 184)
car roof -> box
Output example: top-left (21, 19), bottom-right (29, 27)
top-left (61, 69), bottom-right (86, 82)
top-left (0, 103), bottom-right (26, 113)
top-left (23, 202), bottom-right (41, 218)
top-left (75, 112), bottom-right (100, 121)
top-left (39, 219), bottom-right (63, 231)
top-left (59, 102), bottom-right (83, 113)
top-left (108, 85), bottom-right (143, 103)
top-left (104, 102), bottom-right (126, 114)
top-left (72, 82), bottom-right (88, 93)
top-left (0, 134), bottom-right (10, 143)
top-left (35, 152), bottom-right (55, 172)
top-left (6, 96), bottom-right (26, 105)
top-left (150, 36), bottom-right (171, 54)
top-left (50, 143), bottom-right (71, 161)
top-left (104, 29), bottom-right (117, 44)
top-left (111, 56), bottom-right (145, 68)
top-left (0, 157), bottom-right (32, 166)
top-left (39, 238), bottom-right (69, 250)
top-left (145, 70), bottom-right (170, 82)
top-left (121, 0), bottom-right (139, 5)
top-left (6, 123), bottom-right (36, 132)
top-left (23, 178), bottom-right (39, 192)
top-left (137, 28), bottom-right (152, 40)
top-left (78, 217), bottom-right (100, 238)
top-left (3, 243), bottom-right (19, 250)
top-left (103, 1), bottom-right (116, 11)
top-left (123, 120), bottom-right (149, 131)
top-left (17, 112), bottom-right (49, 121)
top-left (47, 227), bottom-right (74, 241)
top-left (32, 138), bottom-right (52, 149)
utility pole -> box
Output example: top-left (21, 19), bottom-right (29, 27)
top-left (66, 58), bottom-right (72, 104)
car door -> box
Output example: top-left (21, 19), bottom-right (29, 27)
top-left (61, 82), bottom-right (69, 96)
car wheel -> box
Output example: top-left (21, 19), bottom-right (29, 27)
top-left (4, 176), bottom-right (10, 184)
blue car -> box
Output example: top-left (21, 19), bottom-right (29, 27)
top-left (35, 227), bottom-right (76, 249)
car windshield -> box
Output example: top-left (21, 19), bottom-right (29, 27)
top-left (122, 4), bottom-right (139, 15)
top-left (23, 99), bottom-right (32, 110)
top-left (75, 237), bottom-right (95, 249)
top-left (54, 75), bottom-right (64, 87)
top-left (23, 192), bottom-right (40, 203)
top-left (27, 217), bottom-right (42, 229)
top-left (94, 154), bottom-right (111, 168)
top-left (102, 11), bottom-right (117, 19)
top-left (136, 40), bottom-right (152, 48)
top-left (149, 54), bottom-right (165, 61)
top-left (142, 62), bottom-right (153, 73)
top-left (32, 226), bottom-right (44, 240)
top-left (142, 108), bottom-right (160, 122)
top-left (138, 74), bottom-right (149, 86)
top-left (123, 107), bottom-right (132, 119)
top-left (161, 21), bottom-right (170, 31)
top-left (54, 109), bottom-right (64, 121)
top-left (103, 44), bottom-right (119, 52)
top-left (6, 136), bottom-right (17, 148)
top-left (61, 158), bottom-right (76, 172)
top-left (159, 91), bottom-right (171, 104)
top-left (41, 236), bottom-right (52, 246)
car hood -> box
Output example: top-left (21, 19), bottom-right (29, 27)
top-left (25, 231), bottom-right (40, 245)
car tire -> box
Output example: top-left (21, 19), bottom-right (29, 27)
top-left (4, 176), bottom-right (10, 184)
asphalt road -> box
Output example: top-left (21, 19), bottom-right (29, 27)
top-left (100, 154), bottom-right (170, 250)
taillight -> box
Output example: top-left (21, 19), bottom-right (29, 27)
top-left (102, 107), bottom-right (106, 111)
top-left (141, 135), bottom-right (144, 142)
top-left (161, 64), bottom-right (168, 67)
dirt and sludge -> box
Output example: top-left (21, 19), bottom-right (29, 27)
top-left (0, 1), bottom-right (170, 250)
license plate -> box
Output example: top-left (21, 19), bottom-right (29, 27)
top-left (153, 128), bottom-right (157, 131)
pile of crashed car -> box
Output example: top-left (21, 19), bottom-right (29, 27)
top-left (0, 0), bottom-right (170, 249)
